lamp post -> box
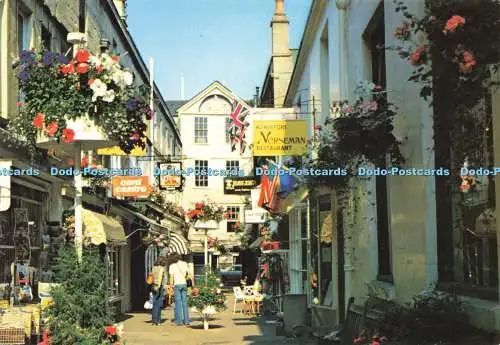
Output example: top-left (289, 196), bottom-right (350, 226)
top-left (194, 222), bottom-right (218, 285)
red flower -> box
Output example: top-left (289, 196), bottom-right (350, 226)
top-left (105, 326), bottom-right (117, 335)
top-left (353, 337), bottom-right (364, 343)
top-left (16, 101), bottom-right (24, 107)
top-left (76, 62), bottom-right (89, 74)
top-left (379, 336), bottom-right (388, 341)
top-left (32, 113), bottom-right (45, 129)
top-left (60, 63), bottom-right (74, 74)
top-left (62, 128), bottom-right (75, 143)
top-left (45, 121), bottom-right (59, 136)
top-left (75, 49), bottom-right (91, 63)
top-left (111, 55), bottom-right (120, 62)
top-left (66, 158), bottom-right (75, 165)
top-left (444, 15), bottom-right (465, 33)
top-left (371, 342), bottom-right (380, 345)
top-left (88, 79), bottom-right (95, 86)
top-left (96, 65), bottom-right (104, 73)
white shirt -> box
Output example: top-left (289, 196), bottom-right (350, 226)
top-left (169, 261), bottom-right (188, 285)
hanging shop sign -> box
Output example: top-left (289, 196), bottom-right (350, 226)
top-left (252, 120), bottom-right (308, 156)
top-left (157, 162), bottom-right (183, 190)
top-left (244, 209), bottom-right (268, 223)
top-left (223, 177), bottom-right (257, 194)
top-left (96, 139), bottom-right (147, 156)
top-left (112, 176), bottom-right (150, 197)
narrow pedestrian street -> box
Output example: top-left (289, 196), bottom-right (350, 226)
top-left (121, 296), bottom-right (300, 345)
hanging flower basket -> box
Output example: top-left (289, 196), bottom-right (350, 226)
top-left (11, 49), bottom-right (153, 154)
top-left (186, 202), bottom-right (225, 227)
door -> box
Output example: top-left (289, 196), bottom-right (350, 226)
top-left (337, 209), bottom-right (345, 322)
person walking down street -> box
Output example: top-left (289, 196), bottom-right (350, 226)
top-left (168, 254), bottom-right (192, 326)
top-left (151, 256), bottom-right (167, 326)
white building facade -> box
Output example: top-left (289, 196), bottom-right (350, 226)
top-left (283, 0), bottom-right (500, 332)
top-left (176, 82), bottom-right (253, 274)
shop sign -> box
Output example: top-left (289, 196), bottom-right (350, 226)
top-left (112, 176), bottom-right (150, 197)
top-left (223, 177), bottom-right (257, 194)
top-left (244, 209), bottom-right (268, 223)
top-left (252, 120), bottom-right (307, 156)
top-left (97, 138), bottom-right (147, 156)
top-left (157, 162), bottom-right (183, 190)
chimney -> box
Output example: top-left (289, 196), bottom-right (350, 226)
top-left (113, 0), bottom-right (127, 22)
top-left (271, 0), bottom-right (292, 108)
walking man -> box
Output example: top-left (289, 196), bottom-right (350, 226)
top-left (168, 254), bottom-right (192, 325)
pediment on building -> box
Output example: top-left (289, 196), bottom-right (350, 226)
top-left (177, 81), bottom-right (251, 115)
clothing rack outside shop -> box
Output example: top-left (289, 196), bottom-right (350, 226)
top-left (258, 249), bottom-right (289, 315)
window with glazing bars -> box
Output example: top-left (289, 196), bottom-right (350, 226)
top-left (194, 117), bottom-right (208, 143)
top-left (195, 160), bottom-right (208, 187)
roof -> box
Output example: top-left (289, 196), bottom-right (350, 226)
top-left (166, 101), bottom-right (189, 116)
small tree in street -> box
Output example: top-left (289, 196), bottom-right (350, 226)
top-left (44, 247), bottom-right (116, 345)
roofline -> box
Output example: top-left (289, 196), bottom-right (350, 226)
top-left (176, 80), bottom-right (251, 114)
top-left (103, 0), bottom-right (182, 144)
top-left (260, 58), bottom-right (273, 101)
top-left (284, 0), bottom-right (324, 106)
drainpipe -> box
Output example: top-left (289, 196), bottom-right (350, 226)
top-left (335, 0), bottom-right (352, 313)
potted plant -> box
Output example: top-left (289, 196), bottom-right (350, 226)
top-left (11, 49), bottom-right (152, 155)
top-left (188, 286), bottom-right (226, 330)
top-left (185, 202), bottom-right (225, 228)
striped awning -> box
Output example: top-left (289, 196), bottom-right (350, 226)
top-left (82, 209), bottom-right (126, 246)
top-left (167, 232), bottom-right (189, 255)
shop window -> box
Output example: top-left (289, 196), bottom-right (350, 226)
top-left (366, 4), bottom-right (392, 281)
top-left (195, 160), bottom-right (208, 187)
top-left (436, 82), bottom-right (498, 300)
top-left (310, 196), bottom-right (333, 307)
top-left (107, 246), bottom-right (121, 298)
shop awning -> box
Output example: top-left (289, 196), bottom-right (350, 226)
top-left (83, 209), bottom-right (126, 246)
top-left (126, 209), bottom-right (171, 234)
top-left (166, 232), bottom-right (190, 255)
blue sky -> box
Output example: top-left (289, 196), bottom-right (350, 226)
top-left (127, 0), bottom-right (311, 101)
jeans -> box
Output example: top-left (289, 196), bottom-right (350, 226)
top-left (174, 284), bottom-right (191, 324)
top-left (152, 286), bottom-right (163, 324)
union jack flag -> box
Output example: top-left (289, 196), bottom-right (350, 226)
top-left (227, 101), bottom-right (250, 154)
top-left (257, 165), bottom-right (280, 212)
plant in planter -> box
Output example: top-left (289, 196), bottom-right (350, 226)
top-left (304, 81), bottom-right (404, 190)
top-left (185, 202), bottom-right (225, 224)
top-left (188, 285), bottom-right (226, 330)
top-left (11, 49), bottom-right (153, 154)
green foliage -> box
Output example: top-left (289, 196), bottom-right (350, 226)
top-left (378, 290), bottom-right (472, 344)
top-left (187, 267), bottom-right (226, 313)
top-left (44, 247), bottom-right (114, 345)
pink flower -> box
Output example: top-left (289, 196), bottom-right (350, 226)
top-left (444, 15), bottom-right (465, 34)
top-left (314, 124), bottom-right (322, 130)
top-left (76, 63), bottom-right (89, 74)
top-left (458, 51), bottom-right (476, 73)
top-left (365, 101), bottom-right (378, 112)
top-left (16, 101), bottom-right (24, 107)
top-left (342, 105), bottom-right (353, 114)
top-left (45, 121), bottom-right (59, 136)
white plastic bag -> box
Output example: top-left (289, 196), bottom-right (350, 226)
top-left (144, 292), bottom-right (153, 310)
top-left (144, 301), bottom-right (152, 310)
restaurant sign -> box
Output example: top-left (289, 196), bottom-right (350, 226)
top-left (252, 120), bottom-right (308, 156)
top-left (223, 177), bottom-right (257, 194)
top-left (157, 162), bottom-right (183, 190)
top-left (112, 176), bottom-right (150, 197)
